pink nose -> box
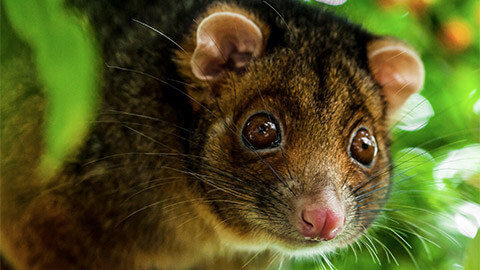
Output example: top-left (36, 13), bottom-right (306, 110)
top-left (299, 207), bottom-right (344, 240)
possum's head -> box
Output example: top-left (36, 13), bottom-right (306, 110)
top-left (175, 1), bottom-right (424, 256)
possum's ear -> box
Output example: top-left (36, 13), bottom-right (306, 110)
top-left (191, 11), bottom-right (265, 81)
top-left (367, 39), bottom-right (425, 114)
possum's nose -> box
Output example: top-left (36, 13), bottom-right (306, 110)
top-left (299, 207), bottom-right (344, 240)
top-left (296, 193), bottom-right (345, 241)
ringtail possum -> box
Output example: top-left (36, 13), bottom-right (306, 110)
top-left (0, 0), bottom-right (425, 269)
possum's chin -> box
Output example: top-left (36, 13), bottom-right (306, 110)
top-left (232, 239), bottom-right (342, 259)
top-left (223, 227), bottom-right (351, 258)
top-left (224, 238), bottom-right (338, 258)
top-left (268, 237), bottom-right (348, 258)
top-left (269, 225), bottom-right (366, 258)
top-left (276, 245), bottom-right (338, 258)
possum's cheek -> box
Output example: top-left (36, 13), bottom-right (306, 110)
top-left (338, 165), bottom-right (393, 244)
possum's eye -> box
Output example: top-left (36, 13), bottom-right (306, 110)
top-left (349, 127), bottom-right (377, 167)
top-left (242, 113), bottom-right (281, 150)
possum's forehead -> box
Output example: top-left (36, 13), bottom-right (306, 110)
top-left (230, 47), bottom-right (382, 125)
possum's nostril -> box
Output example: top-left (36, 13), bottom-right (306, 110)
top-left (299, 206), bottom-right (344, 241)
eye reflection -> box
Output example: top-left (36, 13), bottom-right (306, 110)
top-left (242, 113), bottom-right (281, 150)
top-left (350, 128), bottom-right (377, 167)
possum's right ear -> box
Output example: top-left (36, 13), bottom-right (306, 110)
top-left (190, 11), bottom-right (266, 81)
top-left (367, 39), bottom-right (425, 115)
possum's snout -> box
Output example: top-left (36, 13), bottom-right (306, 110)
top-left (293, 190), bottom-right (346, 241)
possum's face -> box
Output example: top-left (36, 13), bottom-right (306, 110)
top-left (176, 3), bottom-right (424, 256)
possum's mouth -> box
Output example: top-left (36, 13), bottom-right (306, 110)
top-left (240, 190), bottom-right (372, 256)
top-left (259, 220), bottom-right (364, 258)
top-left (265, 232), bottom-right (343, 257)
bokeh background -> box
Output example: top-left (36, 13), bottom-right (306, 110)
top-left (1, 0), bottom-right (479, 269)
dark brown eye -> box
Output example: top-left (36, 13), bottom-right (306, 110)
top-left (350, 128), bottom-right (377, 167)
top-left (242, 113), bottom-right (281, 150)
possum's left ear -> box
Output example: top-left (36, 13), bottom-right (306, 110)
top-left (191, 11), bottom-right (265, 81)
top-left (367, 39), bottom-right (425, 114)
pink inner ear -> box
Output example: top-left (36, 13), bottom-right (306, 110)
top-left (191, 12), bottom-right (263, 81)
top-left (368, 40), bottom-right (425, 114)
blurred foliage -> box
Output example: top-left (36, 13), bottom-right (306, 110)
top-left (1, 0), bottom-right (479, 269)
top-left (2, 0), bottom-right (100, 175)
top-left (465, 232), bottom-right (480, 270)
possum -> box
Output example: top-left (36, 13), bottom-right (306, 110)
top-left (0, 0), bottom-right (424, 269)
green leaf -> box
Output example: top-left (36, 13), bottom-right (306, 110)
top-left (465, 231), bottom-right (480, 270)
top-left (3, 0), bottom-right (100, 175)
